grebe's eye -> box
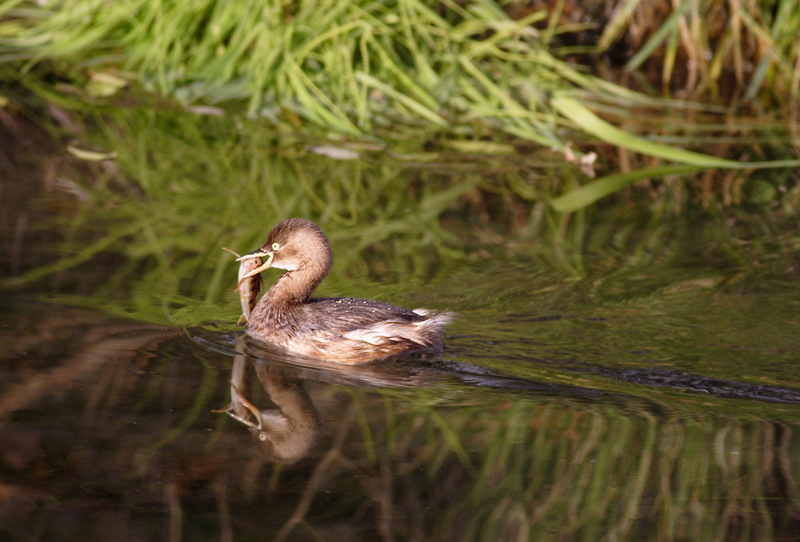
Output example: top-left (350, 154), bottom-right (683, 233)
top-left (271, 242), bottom-right (280, 251)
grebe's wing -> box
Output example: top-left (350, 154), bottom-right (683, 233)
top-left (305, 297), bottom-right (425, 329)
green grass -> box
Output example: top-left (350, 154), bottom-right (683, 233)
top-left (1, 0), bottom-right (799, 210)
top-left (1, 0), bottom-right (580, 146)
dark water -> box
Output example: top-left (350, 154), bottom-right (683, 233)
top-left (2, 112), bottom-right (800, 541)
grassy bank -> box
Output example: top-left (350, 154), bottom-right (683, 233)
top-left (1, 0), bottom-right (799, 208)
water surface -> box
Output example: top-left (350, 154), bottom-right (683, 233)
top-left (1, 110), bottom-right (799, 541)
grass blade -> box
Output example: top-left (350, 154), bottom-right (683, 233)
top-left (550, 165), bottom-right (707, 212)
top-left (552, 95), bottom-right (800, 169)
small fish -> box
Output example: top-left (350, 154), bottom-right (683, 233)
top-left (237, 256), bottom-right (263, 325)
top-left (223, 247), bottom-right (263, 326)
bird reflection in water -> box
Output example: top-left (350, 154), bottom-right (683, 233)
top-left (217, 222), bottom-right (447, 461)
top-left (214, 340), bottom-right (320, 464)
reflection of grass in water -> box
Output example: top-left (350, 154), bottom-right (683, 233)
top-left (7, 107), bottom-right (490, 324)
top-left (231, 379), bottom-right (800, 540)
top-left (8, 190), bottom-right (800, 540)
top-left (327, 388), bottom-right (800, 541)
top-left (8, 307), bottom-right (798, 540)
top-left (5, 101), bottom-right (799, 333)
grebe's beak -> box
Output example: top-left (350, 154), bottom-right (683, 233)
top-left (237, 250), bottom-right (274, 279)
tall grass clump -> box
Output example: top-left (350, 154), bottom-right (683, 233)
top-left (0, 0), bottom-right (595, 147)
top-left (1, 0), bottom-right (799, 209)
top-left (3, 0), bottom-right (798, 131)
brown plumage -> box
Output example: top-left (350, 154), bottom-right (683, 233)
top-left (237, 218), bottom-right (452, 364)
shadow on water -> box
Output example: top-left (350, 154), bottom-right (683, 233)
top-left (2, 106), bottom-right (800, 540)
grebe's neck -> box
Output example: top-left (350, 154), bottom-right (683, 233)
top-left (248, 219), bottom-right (334, 326)
top-left (264, 263), bottom-right (327, 307)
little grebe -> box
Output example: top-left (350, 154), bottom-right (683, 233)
top-left (237, 218), bottom-right (452, 364)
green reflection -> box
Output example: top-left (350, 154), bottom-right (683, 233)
top-left (7, 106), bottom-right (497, 325)
top-left (3, 101), bottom-right (800, 542)
top-left (266, 382), bottom-right (800, 541)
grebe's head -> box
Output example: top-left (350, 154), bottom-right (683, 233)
top-left (239, 218), bottom-right (333, 278)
